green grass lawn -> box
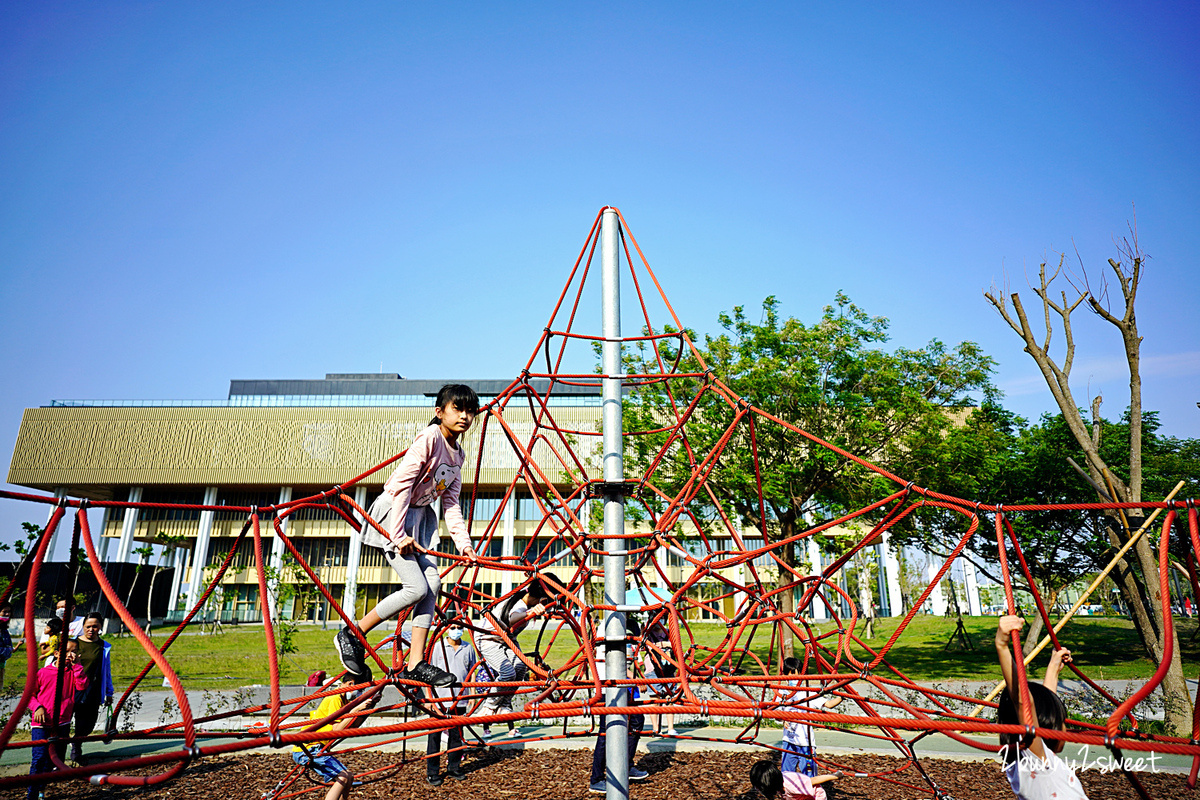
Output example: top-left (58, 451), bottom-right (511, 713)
top-left (5, 615), bottom-right (1195, 694)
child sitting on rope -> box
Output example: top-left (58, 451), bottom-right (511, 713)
top-left (777, 655), bottom-right (843, 779)
top-left (750, 759), bottom-right (839, 800)
top-left (38, 618), bottom-right (64, 666)
top-left (995, 614), bottom-right (1088, 800)
top-left (474, 573), bottom-right (567, 730)
top-left (334, 384), bottom-right (480, 687)
top-left (291, 674), bottom-right (379, 800)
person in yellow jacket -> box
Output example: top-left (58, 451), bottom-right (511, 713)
top-left (293, 673), bottom-right (378, 800)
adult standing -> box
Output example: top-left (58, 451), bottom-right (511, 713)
top-left (589, 617), bottom-right (648, 793)
top-left (425, 621), bottom-right (476, 785)
top-left (55, 599), bottom-right (85, 638)
top-left (71, 613), bottom-right (113, 764)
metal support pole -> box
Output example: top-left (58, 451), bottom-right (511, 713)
top-left (600, 207), bottom-right (629, 800)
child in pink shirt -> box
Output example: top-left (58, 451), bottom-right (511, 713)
top-left (28, 638), bottom-right (88, 799)
top-left (750, 759), bottom-right (839, 800)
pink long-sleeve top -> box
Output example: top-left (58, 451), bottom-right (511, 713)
top-left (29, 662), bottom-right (88, 724)
top-left (381, 424), bottom-right (472, 553)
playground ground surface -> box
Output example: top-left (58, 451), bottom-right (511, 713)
top-left (5, 727), bottom-right (1195, 799)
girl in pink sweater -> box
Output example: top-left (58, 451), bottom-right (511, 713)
top-left (334, 384), bottom-right (480, 688)
top-left (28, 638), bottom-right (88, 799)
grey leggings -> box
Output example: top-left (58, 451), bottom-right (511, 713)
top-left (372, 505), bottom-right (441, 629)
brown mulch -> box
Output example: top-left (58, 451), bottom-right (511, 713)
top-left (38, 748), bottom-right (1194, 799)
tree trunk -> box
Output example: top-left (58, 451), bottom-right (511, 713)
top-left (1123, 514), bottom-right (1193, 734)
top-left (776, 515), bottom-right (798, 661)
top-left (856, 550), bottom-right (876, 640)
top-left (145, 565), bottom-right (162, 635)
top-left (122, 566), bottom-right (143, 638)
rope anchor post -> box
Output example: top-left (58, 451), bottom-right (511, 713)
top-left (599, 206), bottom-right (630, 800)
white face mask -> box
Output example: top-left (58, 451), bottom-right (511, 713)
top-left (447, 629), bottom-right (464, 642)
top-left (55, 608), bottom-right (65, 619)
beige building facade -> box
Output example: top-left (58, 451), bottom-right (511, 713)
top-left (9, 374), bottom-right (917, 624)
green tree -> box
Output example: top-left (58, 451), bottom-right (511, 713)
top-left (623, 293), bottom-right (995, 657)
top-left (0, 522), bottom-right (46, 602)
top-left (984, 228), bottom-right (1194, 733)
top-left (904, 406), bottom-right (1114, 652)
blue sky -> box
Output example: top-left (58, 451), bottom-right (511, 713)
top-left (2, 2), bottom-right (1198, 552)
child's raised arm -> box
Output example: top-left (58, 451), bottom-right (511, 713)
top-left (1043, 647), bottom-right (1072, 694)
top-left (995, 615), bottom-right (1024, 710)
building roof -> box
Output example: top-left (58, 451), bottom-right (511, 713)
top-left (228, 374), bottom-right (599, 399)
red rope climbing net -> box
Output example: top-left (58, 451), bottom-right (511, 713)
top-left (1, 207), bottom-right (1198, 800)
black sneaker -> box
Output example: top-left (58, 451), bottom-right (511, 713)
top-left (447, 767), bottom-right (467, 781)
top-left (400, 659), bottom-right (456, 688)
top-left (334, 626), bottom-right (367, 677)
top-left (427, 773), bottom-right (444, 786)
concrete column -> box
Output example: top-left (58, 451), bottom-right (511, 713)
top-left (806, 537), bottom-right (827, 621)
top-left (114, 487), bottom-right (143, 563)
top-left (734, 520), bottom-right (747, 591)
top-left (882, 531), bottom-right (904, 617)
top-left (168, 546), bottom-right (186, 614)
top-left (963, 559), bottom-right (982, 616)
top-left (185, 487), bottom-right (219, 612)
top-left (341, 486), bottom-right (366, 617)
top-left (43, 488), bottom-right (68, 560)
top-left (501, 491), bottom-right (517, 597)
top-left (927, 560), bottom-right (948, 616)
top-left (95, 505), bottom-right (112, 562)
top-left (267, 487), bottom-right (292, 620)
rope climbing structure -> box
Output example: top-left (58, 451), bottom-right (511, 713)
top-left (1, 207), bottom-right (1198, 799)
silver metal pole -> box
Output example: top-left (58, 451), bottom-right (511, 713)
top-left (600, 207), bottom-right (629, 800)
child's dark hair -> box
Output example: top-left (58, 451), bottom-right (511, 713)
top-left (428, 384), bottom-right (479, 425)
top-left (528, 573), bottom-right (568, 604)
top-left (0, 601), bottom-right (11, 614)
top-left (46, 617), bottom-right (63, 635)
top-left (997, 683), bottom-right (1069, 761)
top-left (750, 759), bottom-right (783, 799)
top-left (782, 656), bottom-right (802, 674)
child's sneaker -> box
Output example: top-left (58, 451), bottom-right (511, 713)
top-left (399, 659), bottom-right (456, 688)
top-left (629, 766), bottom-right (649, 781)
top-left (334, 626), bottom-right (367, 677)
top-left (589, 781), bottom-right (606, 794)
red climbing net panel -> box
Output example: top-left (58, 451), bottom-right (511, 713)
top-left (1, 207), bottom-right (1198, 800)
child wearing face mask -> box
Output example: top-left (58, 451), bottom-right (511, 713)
top-left (424, 622), bottom-right (477, 785)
